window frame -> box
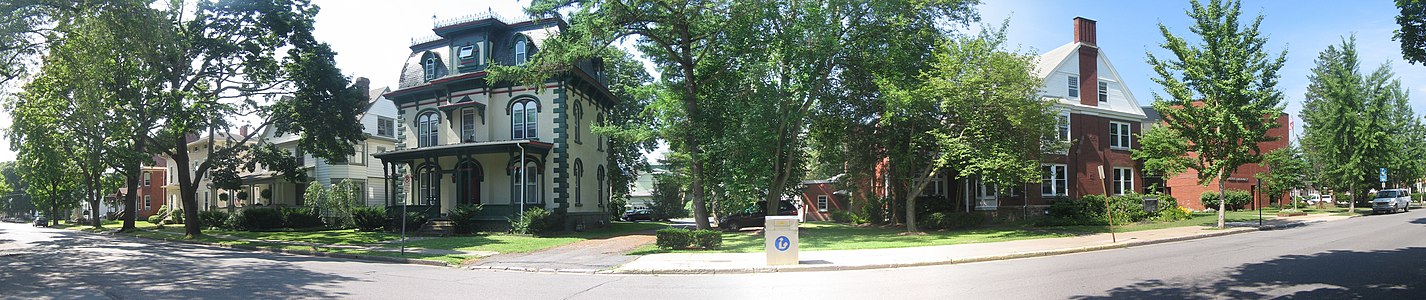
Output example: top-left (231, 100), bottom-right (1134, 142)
top-left (573, 102), bottom-right (583, 144)
top-left (514, 39), bottom-right (528, 65)
top-left (1041, 164), bottom-right (1068, 196)
top-left (1098, 80), bottom-right (1109, 102)
top-left (1067, 75), bottom-right (1079, 98)
top-left (574, 159), bottom-right (584, 206)
top-left (377, 117), bottom-right (394, 137)
top-left (1109, 121), bottom-right (1131, 150)
top-left (457, 45), bottom-right (477, 65)
top-left (511, 100), bottom-right (538, 140)
top-left (816, 195), bottom-right (829, 212)
top-left (424, 57), bottom-right (438, 81)
top-left (143, 172), bottom-right (151, 186)
top-left (917, 173), bottom-right (946, 197)
top-left (461, 108), bottom-right (477, 142)
top-left (513, 161), bottom-right (540, 204)
top-left (418, 112), bottom-right (439, 147)
top-left (1112, 167), bottom-right (1134, 195)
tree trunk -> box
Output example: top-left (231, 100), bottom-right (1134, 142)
top-left (121, 137), bottom-right (144, 232)
top-left (905, 194), bottom-right (918, 232)
top-left (1348, 185), bottom-right (1356, 212)
top-left (1217, 175), bottom-right (1227, 229)
top-left (88, 173), bottom-right (100, 228)
top-left (172, 136), bottom-right (203, 238)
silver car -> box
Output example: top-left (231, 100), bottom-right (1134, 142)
top-left (1372, 189), bottom-right (1411, 214)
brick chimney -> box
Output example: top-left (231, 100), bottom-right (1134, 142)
top-left (240, 125), bottom-right (249, 137)
top-left (1075, 17), bottom-right (1099, 106)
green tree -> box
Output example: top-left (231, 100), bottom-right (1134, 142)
top-left (877, 25), bottom-right (1055, 232)
top-left (145, 0), bottom-right (367, 238)
top-left (1136, 0), bottom-right (1286, 229)
top-left (596, 49), bottom-right (658, 215)
top-left (0, 162), bottom-right (33, 217)
top-left (1300, 37), bottom-right (1417, 211)
top-left (1396, 0), bottom-right (1426, 64)
top-left (1256, 146), bottom-right (1309, 208)
top-left (495, 0), bottom-right (761, 230)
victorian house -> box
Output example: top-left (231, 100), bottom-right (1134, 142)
top-left (372, 12), bottom-right (614, 230)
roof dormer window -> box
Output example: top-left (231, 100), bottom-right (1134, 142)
top-left (458, 45), bottom-right (477, 66)
top-left (515, 39), bottom-right (528, 65)
top-left (425, 56), bottom-right (438, 81)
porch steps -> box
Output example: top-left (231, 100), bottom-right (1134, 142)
top-left (419, 219), bottom-right (454, 236)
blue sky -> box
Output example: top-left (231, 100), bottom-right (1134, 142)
top-left (0, 0), bottom-right (1416, 161)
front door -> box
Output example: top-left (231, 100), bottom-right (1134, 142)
top-left (458, 162), bottom-right (481, 206)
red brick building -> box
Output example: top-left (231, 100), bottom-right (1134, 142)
top-left (1145, 111), bottom-right (1291, 210)
top-left (849, 17), bottom-right (1148, 214)
top-left (134, 155), bottom-right (168, 218)
top-left (799, 175), bottom-right (849, 221)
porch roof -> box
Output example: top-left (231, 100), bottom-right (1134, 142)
top-left (372, 140), bottom-right (554, 162)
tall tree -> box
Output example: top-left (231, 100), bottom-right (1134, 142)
top-left (148, 0), bottom-right (366, 238)
top-left (596, 49), bottom-right (658, 213)
top-left (494, 0), bottom-right (759, 229)
top-left (1136, 0), bottom-right (1286, 229)
top-left (7, 89), bottom-right (82, 226)
top-left (877, 25), bottom-right (1056, 232)
top-left (1396, 0), bottom-right (1426, 65)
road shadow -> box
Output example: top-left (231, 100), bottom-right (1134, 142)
top-left (1411, 217), bottom-right (1426, 225)
top-left (1071, 247), bottom-right (1426, 299)
top-left (0, 226), bottom-right (374, 299)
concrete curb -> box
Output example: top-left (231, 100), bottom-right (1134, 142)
top-left (82, 229), bottom-right (454, 268)
top-left (610, 226), bottom-right (1274, 275)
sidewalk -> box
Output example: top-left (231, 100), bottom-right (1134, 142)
top-left (614, 214), bottom-right (1353, 274)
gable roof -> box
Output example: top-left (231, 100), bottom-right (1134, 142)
top-left (1034, 42), bottom-right (1148, 121)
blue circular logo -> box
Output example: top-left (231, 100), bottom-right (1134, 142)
top-left (774, 236), bottom-right (790, 251)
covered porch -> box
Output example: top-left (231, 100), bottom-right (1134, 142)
top-left (237, 173), bottom-right (312, 208)
top-left (373, 140), bottom-right (554, 223)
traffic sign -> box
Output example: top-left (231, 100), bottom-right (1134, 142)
top-left (1380, 168), bottom-right (1388, 183)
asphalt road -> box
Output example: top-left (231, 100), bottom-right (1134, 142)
top-left (2, 210), bottom-right (1424, 299)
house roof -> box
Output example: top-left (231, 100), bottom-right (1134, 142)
top-left (1034, 42), bottom-right (1148, 121)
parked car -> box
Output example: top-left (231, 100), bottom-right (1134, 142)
top-left (1301, 194), bottom-right (1323, 205)
top-left (32, 214), bottom-right (47, 227)
top-left (1320, 194), bottom-right (1334, 206)
top-left (622, 209), bottom-right (654, 222)
top-left (718, 200), bottom-right (797, 232)
top-left (1372, 188), bottom-right (1411, 214)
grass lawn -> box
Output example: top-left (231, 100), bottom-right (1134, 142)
top-left (632, 221), bottom-right (1077, 254)
top-left (52, 219), bottom-right (160, 232)
top-left (63, 220), bottom-right (669, 265)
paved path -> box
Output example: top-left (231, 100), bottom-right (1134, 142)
top-left (3, 211), bottom-right (1421, 299)
top-left (467, 230), bottom-right (656, 271)
top-left (617, 213), bottom-right (1353, 273)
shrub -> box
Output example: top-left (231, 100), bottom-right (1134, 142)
top-left (169, 209), bottom-right (184, 224)
top-left (198, 210), bottom-right (228, 229)
top-left (235, 207), bottom-right (284, 231)
top-left (830, 210), bottom-right (855, 224)
top-left (920, 212), bottom-right (987, 230)
top-left (649, 177), bottom-right (687, 221)
top-left (351, 206), bottom-right (388, 232)
top-left (447, 204), bottom-right (484, 234)
top-left (691, 229), bottom-right (722, 249)
top-left (509, 208), bottom-right (552, 235)
top-left (1038, 193), bottom-right (1172, 226)
top-left (282, 207), bottom-right (324, 229)
top-left (864, 196), bottom-right (891, 225)
top-left (147, 214), bottom-right (164, 225)
top-left (1201, 190), bottom-right (1252, 211)
top-left (921, 212), bottom-right (950, 230)
top-left (394, 212), bottom-right (428, 232)
top-left (655, 228), bottom-right (693, 250)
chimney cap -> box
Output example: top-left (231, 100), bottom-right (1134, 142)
top-left (1074, 16), bottom-right (1097, 22)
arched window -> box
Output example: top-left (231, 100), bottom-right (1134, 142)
top-left (425, 57), bottom-right (438, 81)
top-left (596, 165), bottom-right (606, 209)
top-left (511, 100), bottom-right (537, 140)
top-left (573, 102), bottom-right (583, 144)
top-left (417, 112), bottom-right (439, 147)
top-left (514, 38), bottom-right (528, 65)
top-left (420, 166), bottom-right (439, 205)
top-left (574, 159), bottom-right (584, 206)
top-left (513, 161), bottom-right (540, 204)
top-left (596, 113), bottom-right (605, 152)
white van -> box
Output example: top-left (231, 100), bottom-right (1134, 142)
top-left (1372, 189), bottom-right (1411, 214)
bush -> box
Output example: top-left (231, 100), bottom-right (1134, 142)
top-left (351, 206), bottom-right (388, 232)
top-left (234, 207), bottom-right (284, 231)
top-left (864, 196), bottom-right (891, 225)
top-left (830, 210), bottom-right (855, 224)
top-left (447, 204), bottom-right (484, 234)
top-left (509, 207), bottom-right (551, 235)
top-left (147, 214), bottom-right (164, 225)
top-left (169, 209), bottom-right (184, 224)
top-left (282, 207), bottom-right (324, 229)
top-left (1038, 193), bottom-right (1174, 226)
top-left (691, 229), bottom-right (722, 249)
top-left (198, 210), bottom-right (229, 229)
top-left (392, 212), bottom-right (428, 232)
top-left (1201, 190), bottom-right (1252, 211)
top-left (655, 228), bottom-right (693, 250)
top-left (920, 212), bottom-right (987, 230)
